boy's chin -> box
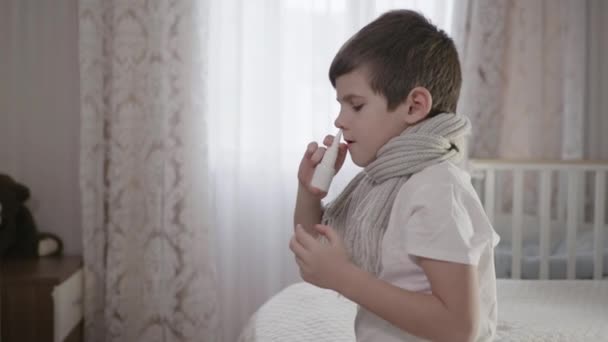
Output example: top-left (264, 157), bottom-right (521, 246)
top-left (351, 155), bottom-right (374, 168)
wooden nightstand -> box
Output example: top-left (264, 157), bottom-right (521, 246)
top-left (1, 256), bottom-right (84, 342)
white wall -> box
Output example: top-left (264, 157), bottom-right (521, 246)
top-left (0, 0), bottom-right (82, 254)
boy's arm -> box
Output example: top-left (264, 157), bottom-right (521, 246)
top-left (290, 225), bottom-right (479, 341)
top-left (337, 258), bottom-right (479, 342)
top-left (294, 135), bottom-right (347, 237)
top-left (293, 185), bottom-right (323, 237)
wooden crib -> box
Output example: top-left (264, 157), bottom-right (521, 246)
top-left (469, 159), bottom-right (608, 280)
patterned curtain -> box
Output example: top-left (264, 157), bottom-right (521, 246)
top-left (78, 1), bottom-right (218, 341)
top-left (454, 0), bottom-right (594, 160)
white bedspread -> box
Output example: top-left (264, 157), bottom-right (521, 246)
top-left (238, 280), bottom-right (608, 342)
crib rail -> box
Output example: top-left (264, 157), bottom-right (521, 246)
top-left (469, 159), bottom-right (608, 280)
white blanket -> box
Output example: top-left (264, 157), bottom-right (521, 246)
top-left (239, 280), bottom-right (608, 342)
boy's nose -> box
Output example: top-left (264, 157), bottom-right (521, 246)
top-left (334, 112), bottom-right (346, 130)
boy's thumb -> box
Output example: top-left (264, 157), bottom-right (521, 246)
top-left (314, 224), bottom-right (338, 243)
top-left (335, 143), bottom-right (348, 170)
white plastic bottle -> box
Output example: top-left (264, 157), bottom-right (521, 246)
top-left (310, 130), bottom-right (342, 192)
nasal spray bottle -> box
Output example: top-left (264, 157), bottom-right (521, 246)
top-left (310, 130), bottom-right (343, 193)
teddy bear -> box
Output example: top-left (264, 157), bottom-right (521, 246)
top-left (0, 173), bottom-right (63, 258)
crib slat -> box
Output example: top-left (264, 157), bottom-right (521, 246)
top-left (496, 172), bottom-right (503, 218)
top-left (512, 170), bottom-right (524, 279)
top-left (484, 170), bottom-right (495, 224)
top-left (594, 171), bottom-right (606, 280)
top-left (567, 171), bottom-right (579, 279)
top-left (558, 174), bottom-right (567, 223)
top-left (539, 170), bottom-right (552, 280)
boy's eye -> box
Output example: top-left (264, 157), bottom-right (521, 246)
top-left (353, 104), bottom-right (364, 111)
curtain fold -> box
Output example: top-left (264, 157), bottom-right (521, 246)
top-left (454, 0), bottom-right (607, 160)
top-left (586, 0), bottom-right (608, 160)
top-left (79, 1), bottom-right (219, 341)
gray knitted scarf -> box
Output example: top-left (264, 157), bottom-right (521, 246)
top-left (321, 112), bottom-right (471, 276)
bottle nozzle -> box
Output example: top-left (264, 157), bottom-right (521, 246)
top-left (332, 130), bottom-right (343, 151)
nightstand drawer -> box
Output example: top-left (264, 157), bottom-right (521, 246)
top-left (1, 256), bottom-right (83, 342)
top-left (52, 268), bottom-right (83, 342)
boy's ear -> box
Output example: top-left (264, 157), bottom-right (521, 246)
top-left (402, 87), bottom-right (432, 125)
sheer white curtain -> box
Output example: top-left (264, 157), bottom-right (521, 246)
top-left (206, 1), bottom-right (453, 340)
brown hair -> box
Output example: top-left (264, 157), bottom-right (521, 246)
top-left (329, 10), bottom-right (461, 116)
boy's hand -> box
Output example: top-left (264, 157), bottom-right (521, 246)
top-left (289, 224), bottom-right (352, 290)
top-left (298, 135), bottom-right (348, 199)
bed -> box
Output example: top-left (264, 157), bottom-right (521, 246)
top-left (238, 280), bottom-right (608, 342)
top-left (238, 159), bottom-right (608, 341)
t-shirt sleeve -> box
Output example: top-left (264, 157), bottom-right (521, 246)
top-left (403, 182), bottom-right (495, 265)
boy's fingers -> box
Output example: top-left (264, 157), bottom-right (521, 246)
top-left (310, 146), bottom-right (326, 164)
top-left (295, 224), bottom-right (317, 249)
top-left (289, 235), bottom-right (309, 259)
top-left (314, 224), bottom-right (339, 244)
top-left (314, 224), bottom-right (328, 235)
top-left (304, 142), bottom-right (318, 159)
top-left (323, 135), bottom-right (334, 147)
top-left (295, 256), bottom-right (306, 269)
top-left (335, 143), bottom-right (348, 170)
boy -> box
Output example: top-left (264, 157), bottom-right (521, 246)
top-left (289, 9), bottom-right (499, 342)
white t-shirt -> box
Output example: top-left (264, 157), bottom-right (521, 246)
top-left (355, 161), bottom-right (500, 342)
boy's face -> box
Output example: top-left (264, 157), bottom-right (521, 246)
top-left (334, 67), bottom-right (409, 167)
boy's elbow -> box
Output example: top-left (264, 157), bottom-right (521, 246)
top-left (450, 316), bottom-right (478, 342)
top-left (454, 327), bottom-right (476, 342)
top-left (434, 315), bottom-right (477, 342)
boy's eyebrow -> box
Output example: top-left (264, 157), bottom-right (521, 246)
top-left (337, 94), bottom-right (365, 103)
